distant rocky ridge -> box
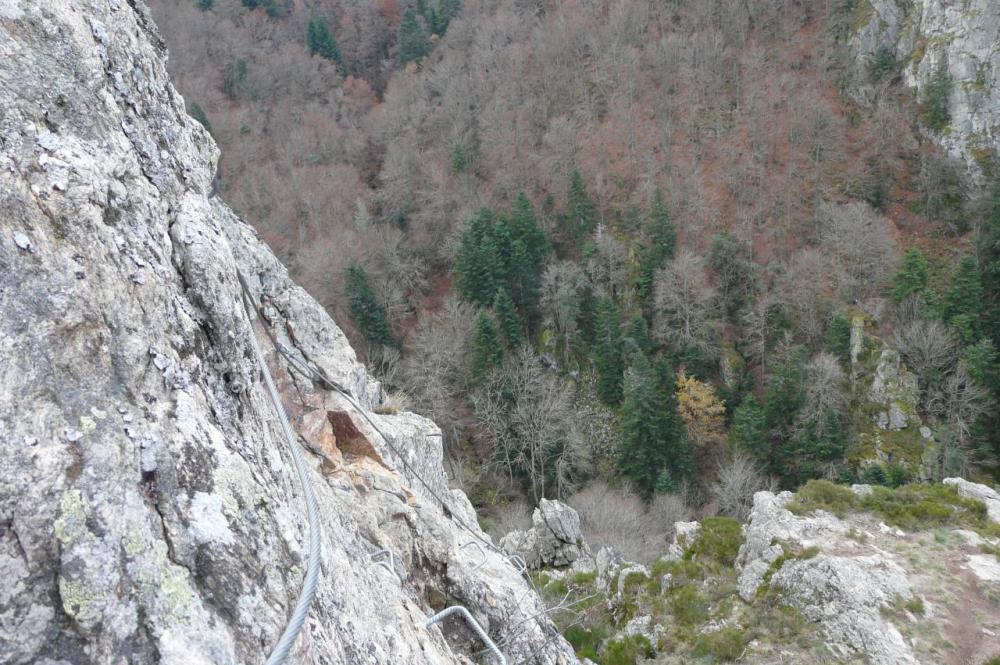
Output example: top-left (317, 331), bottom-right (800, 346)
top-left (0, 2), bottom-right (574, 663)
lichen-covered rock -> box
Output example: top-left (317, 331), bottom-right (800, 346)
top-left (736, 491), bottom-right (918, 664)
top-left (500, 499), bottom-right (589, 569)
top-left (0, 3), bottom-right (575, 664)
top-left (868, 349), bottom-right (919, 431)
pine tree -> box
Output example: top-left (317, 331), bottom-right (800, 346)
top-left (567, 170), bottom-right (596, 243)
top-left (345, 264), bottom-right (395, 348)
top-left (593, 297), bottom-right (624, 406)
top-left (398, 8), bottom-right (429, 66)
top-left (980, 176), bottom-right (1000, 348)
top-left (825, 313), bottom-right (852, 363)
top-left (891, 248), bottom-right (930, 304)
top-left (307, 18), bottom-right (343, 70)
top-left (437, 0), bottom-right (461, 33)
top-left (623, 313), bottom-right (650, 361)
top-left (791, 409), bottom-right (846, 483)
top-left (493, 289), bottom-right (523, 349)
top-left (198, 0), bottom-right (214, 9)
top-left (636, 188), bottom-right (676, 303)
top-left (450, 143), bottom-right (467, 174)
top-left (763, 348), bottom-right (808, 441)
top-left (511, 192), bottom-right (548, 265)
top-left (617, 352), bottom-right (686, 496)
top-left (472, 310), bottom-right (504, 380)
top-left (454, 209), bottom-right (501, 307)
top-left (730, 394), bottom-right (768, 463)
top-left (922, 58), bottom-right (952, 133)
top-left (944, 255), bottom-right (983, 343)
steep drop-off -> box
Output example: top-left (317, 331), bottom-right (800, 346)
top-left (0, 2), bottom-right (574, 663)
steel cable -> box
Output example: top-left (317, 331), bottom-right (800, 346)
top-left (238, 270), bottom-right (323, 665)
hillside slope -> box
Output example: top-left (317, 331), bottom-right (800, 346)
top-left (0, 2), bottom-right (573, 663)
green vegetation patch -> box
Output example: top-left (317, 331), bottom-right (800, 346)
top-left (684, 517), bottom-right (744, 568)
top-left (789, 480), bottom-right (1000, 535)
top-left (693, 626), bottom-right (748, 662)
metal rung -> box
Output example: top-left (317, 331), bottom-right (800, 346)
top-left (425, 606), bottom-right (506, 665)
top-left (460, 540), bottom-right (487, 572)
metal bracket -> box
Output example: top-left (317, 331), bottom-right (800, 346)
top-left (460, 540), bottom-right (488, 572)
top-left (369, 549), bottom-right (402, 583)
top-left (425, 606), bottom-right (506, 665)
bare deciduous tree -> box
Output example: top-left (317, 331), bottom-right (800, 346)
top-left (816, 202), bottom-right (897, 301)
top-left (795, 352), bottom-right (848, 438)
top-left (401, 297), bottom-right (477, 449)
top-left (472, 348), bottom-right (582, 501)
top-left (709, 451), bottom-right (774, 521)
top-left (541, 260), bottom-right (585, 358)
top-left (569, 481), bottom-right (693, 564)
top-left (652, 250), bottom-right (722, 357)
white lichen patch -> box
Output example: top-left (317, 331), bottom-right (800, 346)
top-left (189, 491), bottom-right (234, 546)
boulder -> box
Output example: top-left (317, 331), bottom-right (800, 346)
top-left (944, 477), bottom-right (1000, 523)
top-left (500, 499), bottom-right (590, 569)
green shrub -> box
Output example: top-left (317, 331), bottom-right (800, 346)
top-left (670, 585), bottom-right (709, 626)
top-left (787, 480), bottom-right (858, 517)
top-left (602, 635), bottom-right (654, 665)
top-left (904, 595), bottom-right (925, 615)
top-left (564, 624), bottom-right (607, 661)
top-left (188, 102), bottom-right (212, 134)
top-left (685, 517), bottom-right (744, 567)
top-left (693, 626), bottom-right (747, 662)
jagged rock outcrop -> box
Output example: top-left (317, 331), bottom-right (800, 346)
top-left (500, 499), bottom-right (589, 570)
top-left (0, 3), bottom-right (576, 664)
top-left (736, 485), bottom-right (1000, 664)
top-left (851, 0), bottom-right (1000, 175)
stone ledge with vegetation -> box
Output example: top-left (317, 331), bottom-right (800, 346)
top-left (515, 479), bottom-right (1000, 665)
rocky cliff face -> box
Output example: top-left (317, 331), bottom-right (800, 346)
top-left (851, 0), bottom-right (999, 175)
top-left (0, 2), bottom-right (575, 664)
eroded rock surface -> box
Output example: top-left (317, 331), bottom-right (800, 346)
top-left (0, 3), bottom-right (575, 664)
top-left (851, 0), bottom-right (1000, 176)
top-left (500, 499), bottom-right (590, 570)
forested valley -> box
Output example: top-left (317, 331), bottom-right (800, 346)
top-left (150, 0), bottom-right (1000, 557)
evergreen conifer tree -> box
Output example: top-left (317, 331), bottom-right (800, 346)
top-left (623, 313), bottom-right (650, 361)
top-left (345, 264), bottom-right (395, 348)
top-left (493, 289), bottom-right (523, 348)
top-left (922, 58), bottom-right (952, 132)
top-left (731, 394), bottom-right (768, 462)
top-left (454, 209), bottom-right (501, 307)
top-left (617, 352), bottom-right (686, 496)
top-left (437, 0), bottom-right (461, 33)
top-left (636, 188), bottom-right (676, 303)
top-left (825, 313), bottom-right (852, 363)
top-left (891, 248), bottom-right (930, 304)
top-left (472, 310), bottom-right (504, 380)
top-left (980, 176), bottom-right (1000, 347)
top-left (307, 18), bottom-right (343, 69)
top-left (593, 297), bottom-right (624, 406)
top-left (567, 170), bottom-right (596, 242)
top-left (944, 255), bottom-right (983, 343)
top-left (450, 143), bottom-right (467, 174)
top-left (398, 8), bottom-right (429, 65)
